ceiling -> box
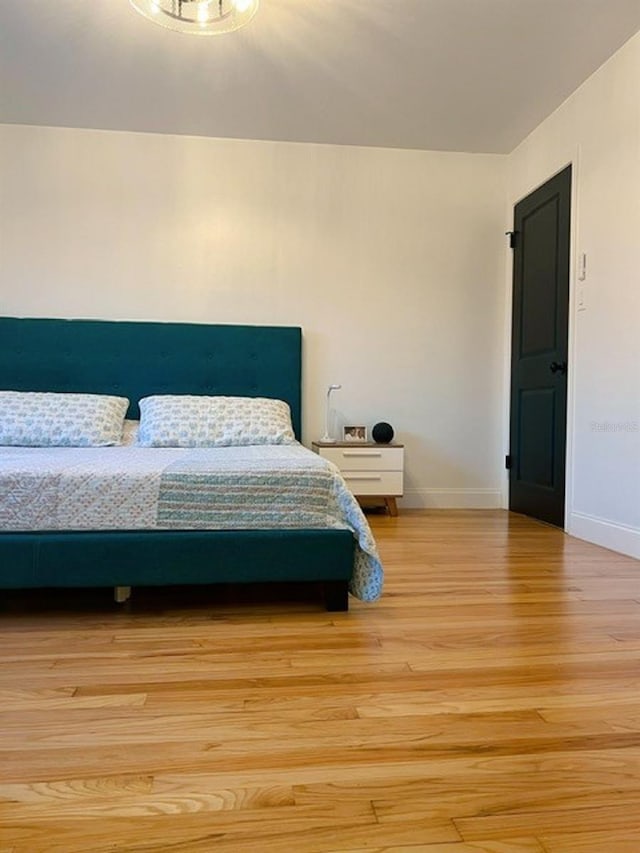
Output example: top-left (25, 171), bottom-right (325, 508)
top-left (1, 0), bottom-right (639, 154)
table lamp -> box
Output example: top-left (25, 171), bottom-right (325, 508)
top-left (321, 384), bottom-right (342, 442)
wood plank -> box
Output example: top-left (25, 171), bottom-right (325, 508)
top-left (344, 843), bottom-right (545, 853)
top-left (540, 830), bottom-right (640, 852)
top-left (454, 801), bottom-right (640, 841)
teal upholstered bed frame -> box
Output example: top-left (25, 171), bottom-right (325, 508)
top-left (0, 317), bottom-right (353, 610)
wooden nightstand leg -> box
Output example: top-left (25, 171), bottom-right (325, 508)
top-left (385, 497), bottom-right (398, 517)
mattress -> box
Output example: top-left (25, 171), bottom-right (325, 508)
top-left (0, 442), bottom-right (383, 601)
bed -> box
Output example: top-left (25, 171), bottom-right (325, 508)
top-left (0, 317), bottom-right (383, 610)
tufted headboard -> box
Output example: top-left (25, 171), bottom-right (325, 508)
top-left (0, 317), bottom-right (303, 439)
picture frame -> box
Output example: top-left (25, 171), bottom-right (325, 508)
top-left (343, 425), bottom-right (367, 442)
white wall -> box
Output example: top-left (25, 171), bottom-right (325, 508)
top-left (0, 124), bottom-right (507, 508)
top-left (506, 31), bottom-right (640, 558)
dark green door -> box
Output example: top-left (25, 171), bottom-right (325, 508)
top-left (509, 165), bottom-right (571, 527)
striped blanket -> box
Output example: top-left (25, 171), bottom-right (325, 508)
top-left (0, 443), bottom-right (383, 601)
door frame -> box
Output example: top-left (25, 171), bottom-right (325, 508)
top-left (502, 149), bottom-right (581, 532)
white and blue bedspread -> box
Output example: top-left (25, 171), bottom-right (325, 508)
top-left (0, 443), bottom-right (383, 601)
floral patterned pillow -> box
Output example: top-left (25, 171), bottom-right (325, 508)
top-left (0, 392), bottom-right (129, 447)
top-left (138, 395), bottom-right (296, 447)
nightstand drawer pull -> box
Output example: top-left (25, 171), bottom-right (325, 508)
top-left (315, 445), bottom-right (403, 472)
top-left (344, 474), bottom-right (382, 481)
top-left (340, 470), bottom-right (403, 497)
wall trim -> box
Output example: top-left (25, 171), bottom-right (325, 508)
top-left (569, 511), bottom-right (640, 560)
top-left (401, 488), bottom-right (503, 509)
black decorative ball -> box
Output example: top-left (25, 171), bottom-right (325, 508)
top-left (372, 422), bottom-right (394, 444)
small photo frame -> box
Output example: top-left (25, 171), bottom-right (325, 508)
top-left (343, 425), bottom-right (367, 442)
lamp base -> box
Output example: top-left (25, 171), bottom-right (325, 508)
top-left (320, 433), bottom-right (336, 443)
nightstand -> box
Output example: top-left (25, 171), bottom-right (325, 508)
top-left (312, 441), bottom-right (404, 516)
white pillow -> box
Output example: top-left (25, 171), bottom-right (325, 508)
top-left (138, 395), bottom-right (296, 447)
top-left (0, 391), bottom-right (129, 447)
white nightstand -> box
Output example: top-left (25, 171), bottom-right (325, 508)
top-left (312, 441), bottom-right (404, 516)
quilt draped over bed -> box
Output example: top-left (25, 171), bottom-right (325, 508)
top-left (0, 443), bottom-right (383, 601)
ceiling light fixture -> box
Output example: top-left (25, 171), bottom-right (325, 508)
top-left (130, 0), bottom-right (259, 35)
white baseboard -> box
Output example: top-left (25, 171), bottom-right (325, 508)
top-left (401, 488), bottom-right (503, 509)
top-left (568, 511), bottom-right (640, 560)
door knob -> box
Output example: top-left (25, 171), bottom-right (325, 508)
top-left (550, 361), bottom-right (567, 375)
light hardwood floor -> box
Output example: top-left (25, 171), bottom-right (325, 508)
top-left (1, 509), bottom-right (639, 852)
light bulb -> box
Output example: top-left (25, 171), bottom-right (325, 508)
top-left (130, 0), bottom-right (259, 35)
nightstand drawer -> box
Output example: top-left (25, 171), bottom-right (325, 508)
top-left (341, 471), bottom-right (403, 496)
top-left (320, 446), bottom-right (403, 472)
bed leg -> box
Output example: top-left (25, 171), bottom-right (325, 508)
top-left (324, 581), bottom-right (349, 612)
top-left (114, 586), bottom-right (131, 604)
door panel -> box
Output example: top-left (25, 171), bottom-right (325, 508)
top-left (509, 166), bottom-right (571, 527)
top-left (518, 388), bottom-right (556, 488)
top-left (520, 199), bottom-right (560, 355)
